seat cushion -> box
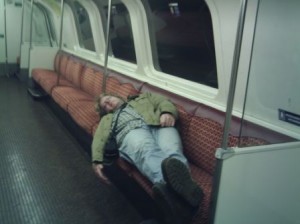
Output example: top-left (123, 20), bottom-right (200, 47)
top-left (44, 79), bottom-right (74, 95)
top-left (51, 86), bottom-right (92, 111)
top-left (32, 69), bottom-right (57, 84)
top-left (68, 100), bottom-right (100, 135)
top-left (32, 69), bottom-right (73, 94)
top-left (118, 159), bottom-right (212, 224)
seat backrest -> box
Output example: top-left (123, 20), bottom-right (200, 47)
top-left (105, 76), bottom-right (140, 99)
top-left (184, 116), bottom-right (223, 175)
top-left (64, 56), bottom-right (85, 87)
top-left (58, 53), bottom-right (70, 77)
top-left (80, 65), bottom-right (104, 97)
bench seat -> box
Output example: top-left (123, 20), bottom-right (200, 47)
top-left (31, 50), bottom-right (288, 224)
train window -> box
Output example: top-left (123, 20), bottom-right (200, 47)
top-left (36, 3), bottom-right (58, 47)
top-left (72, 1), bottom-right (96, 52)
top-left (143, 0), bottom-right (217, 88)
top-left (107, 3), bottom-right (136, 63)
top-left (22, 2), bottom-right (56, 46)
top-left (22, 1), bottom-right (32, 43)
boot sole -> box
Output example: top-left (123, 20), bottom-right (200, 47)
top-left (162, 158), bottom-right (203, 207)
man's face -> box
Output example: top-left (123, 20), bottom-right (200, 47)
top-left (100, 95), bottom-right (124, 113)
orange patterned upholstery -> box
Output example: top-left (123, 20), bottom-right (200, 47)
top-left (32, 69), bottom-right (56, 84)
top-left (32, 51), bottom-right (62, 83)
top-left (184, 117), bottom-right (223, 175)
top-left (80, 66), bottom-right (104, 97)
top-left (43, 56), bottom-right (141, 135)
top-left (31, 51), bottom-right (272, 224)
top-left (176, 105), bottom-right (193, 143)
top-left (239, 136), bottom-right (269, 147)
top-left (58, 53), bottom-right (70, 77)
top-left (68, 100), bottom-right (100, 135)
top-left (64, 57), bottom-right (85, 87)
top-left (32, 51), bottom-right (74, 94)
top-left (106, 77), bottom-right (140, 98)
top-left (51, 86), bottom-right (92, 111)
top-left (41, 77), bottom-right (74, 94)
top-left (228, 135), bottom-right (269, 148)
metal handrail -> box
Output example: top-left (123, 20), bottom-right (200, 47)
top-left (56, 0), bottom-right (64, 86)
top-left (19, 0), bottom-right (25, 67)
top-left (35, 3), bottom-right (54, 47)
top-left (221, 0), bottom-right (249, 149)
top-left (238, 0), bottom-right (261, 142)
top-left (210, 1), bottom-right (249, 223)
top-left (101, 0), bottom-right (113, 93)
top-left (28, 0), bottom-right (34, 77)
top-left (4, 0), bottom-right (9, 77)
top-left (59, 0), bottom-right (64, 50)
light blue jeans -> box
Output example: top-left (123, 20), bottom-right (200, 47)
top-left (119, 125), bottom-right (188, 183)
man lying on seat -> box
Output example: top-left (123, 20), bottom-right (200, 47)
top-left (92, 92), bottom-right (203, 224)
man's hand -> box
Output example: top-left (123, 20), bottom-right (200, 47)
top-left (92, 163), bottom-right (111, 184)
top-left (160, 113), bottom-right (175, 127)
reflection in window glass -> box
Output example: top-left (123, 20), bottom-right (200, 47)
top-left (109, 4), bottom-right (136, 63)
top-left (144, 0), bottom-right (217, 88)
top-left (32, 4), bottom-right (52, 46)
top-left (22, 1), bottom-right (32, 43)
top-left (36, 3), bottom-right (58, 47)
top-left (92, 0), bottom-right (136, 62)
top-left (73, 1), bottom-right (96, 51)
top-left (22, 2), bottom-right (53, 46)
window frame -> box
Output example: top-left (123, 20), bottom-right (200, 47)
top-left (68, 0), bottom-right (96, 52)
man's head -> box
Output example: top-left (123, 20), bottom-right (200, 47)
top-left (95, 93), bottom-right (125, 116)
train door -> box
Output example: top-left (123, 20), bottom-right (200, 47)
top-left (0, 0), bottom-right (22, 77)
top-left (20, 0), bottom-right (61, 84)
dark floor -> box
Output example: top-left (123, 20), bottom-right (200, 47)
top-left (0, 76), bottom-right (143, 224)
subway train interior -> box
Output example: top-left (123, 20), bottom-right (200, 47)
top-left (0, 0), bottom-right (299, 223)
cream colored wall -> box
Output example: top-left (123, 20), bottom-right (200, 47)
top-left (235, 0), bottom-right (300, 139)
top-left (214, 141), bottom-right (300, 224)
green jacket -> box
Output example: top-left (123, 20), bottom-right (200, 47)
top-left (92, 92), bottom-right (178, 163)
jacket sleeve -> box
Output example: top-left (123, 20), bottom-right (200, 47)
top-left (91, 114), bottom-right (113, 163)
top-left (146, 92), bottom-right (178, 119)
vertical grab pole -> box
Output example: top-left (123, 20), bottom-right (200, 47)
top-left (19, 0), bottom-right (25, 74)
top-left (221, 0), bottom-right (248, 149)
top-left (4, 0), bottom-right (9, 77)
top-left (59, 0), bottom-right (64, 50)
top-left (56, 0), bottom-right (64, 85)
top-left (209, 1), bottom-right (248, 223)
top-left (28, 0), bottom-right (34, 78)
top-left (101, 0), bottom-right (113, 93)
top-left (239, 0), bottom-right (261, 140)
